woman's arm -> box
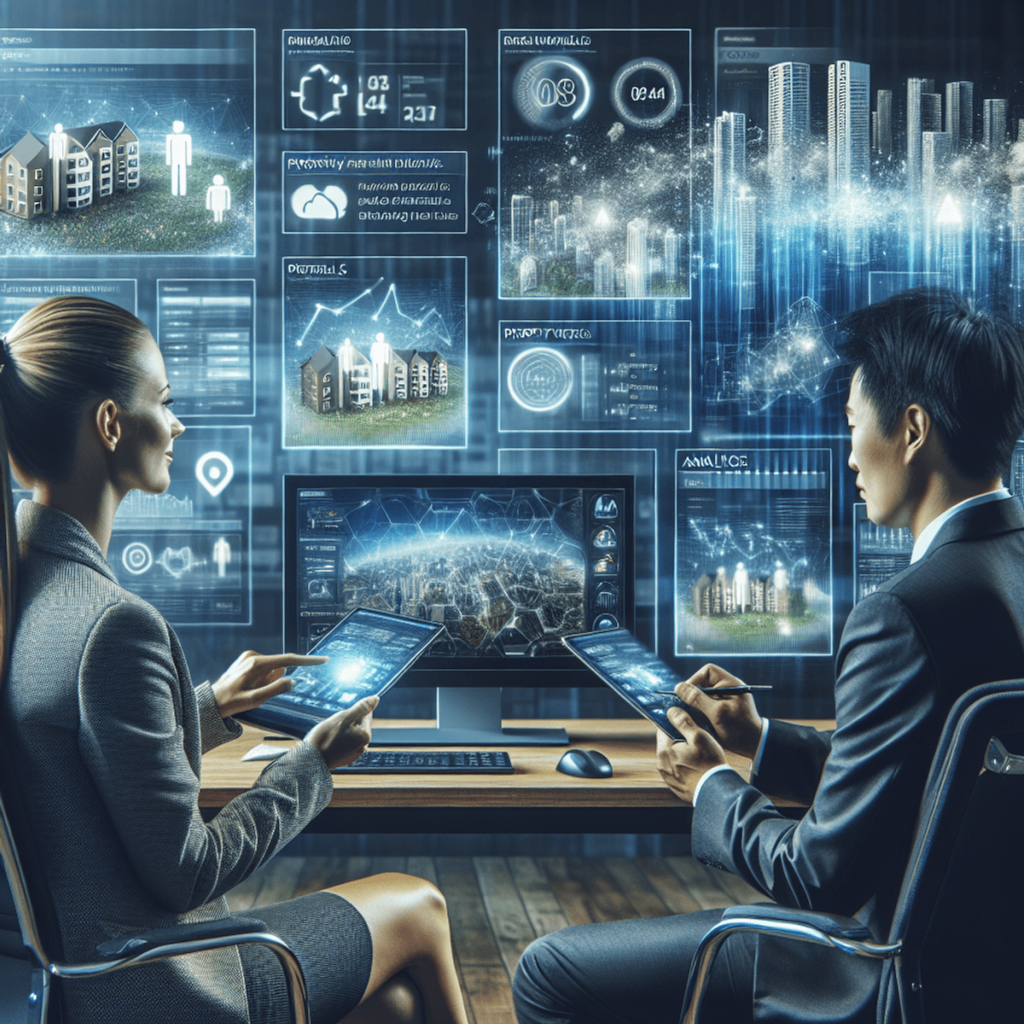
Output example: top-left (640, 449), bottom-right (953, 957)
top-left (76, 598), bottom-right (336, 914)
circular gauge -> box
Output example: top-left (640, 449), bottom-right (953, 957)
top-left (593, 614), bottom-right (619, 630)
top-left (507, 347), bottom-right (574, 412)
top-left (513, 55), bottom-right (593, 131)
top-left (122, 542), bottom-right (153, 576)
top-left (610, 57), bottom-right (682, 129)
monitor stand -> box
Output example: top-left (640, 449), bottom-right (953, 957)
top-left (372, 687), bottom-right (568, 746)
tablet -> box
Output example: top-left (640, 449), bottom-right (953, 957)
top-left (240, 607), bottom-right (444, 736)
top-left (562, 627), bottom-right (689, 740)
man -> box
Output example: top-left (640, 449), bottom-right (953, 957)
top-left (513, 288), bottom-right (1024, 1023)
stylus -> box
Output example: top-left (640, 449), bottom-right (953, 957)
top-left (655, 686), bottom-right (773, 696)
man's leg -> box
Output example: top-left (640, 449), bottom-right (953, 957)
top-left (513, 909), bottom-right (754, 1024)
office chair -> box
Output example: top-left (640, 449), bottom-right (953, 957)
top-left (678, 678), bottom-right (1024, 1024)
top-left (0, 741), bottom-right (310, 1024)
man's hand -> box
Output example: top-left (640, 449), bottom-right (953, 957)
top-left (211, 651), bottom-right (329, 719)
top-left (304, 696), bottom-right (378, 769)
top-left (674, 663), bottom-right (763, 761)
top-left (656, 706), bottom-right (729, 804)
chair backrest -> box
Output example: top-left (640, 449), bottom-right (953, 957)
top-left (887, 679), bottom-right (1024, 1024)
top-left (0, 721), bottom-right (65, 1022)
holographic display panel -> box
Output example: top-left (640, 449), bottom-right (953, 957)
top-left (675, 448), bottom-right (832, 657)
top-left (110, 426), bottom-right (251, 626)
top-left (283, 256), bottom-right (466, 449)
top-left (0, 278), bottom-right (136, 329)
top-left (853, 503), bottom-right (913, 604)
top-left (498, 320), bottom-right (692, 433)
top-left (156, 279), bottom-right (255, 417)
top-left (499, 29), bottom-right (692, 299)
top-left (0, 28), bottom-right (255, 257)
top-left (282, 29), bottom-right (467, 130)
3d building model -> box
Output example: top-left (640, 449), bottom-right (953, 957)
top-left (692, 564), bottom-right (805, 618)
top-left (1, 120), bottom-right (139, 220)
top-left (301, 341), bottom-right (448, 415)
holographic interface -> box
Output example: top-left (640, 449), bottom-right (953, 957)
top-left (499, 29), bottom-right (691, 299)
top-left (676, 449), bottom-right (832, 657)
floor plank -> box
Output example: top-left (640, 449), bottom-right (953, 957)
top-left (434, 857), bottom-right (505, 969)
top-left (473, 857), bottom-right (538, 978)
top-left (507, 856), bottom-right (571, 938)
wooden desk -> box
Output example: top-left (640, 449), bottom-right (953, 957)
top-left (201, 718), bottom-right (832, 833)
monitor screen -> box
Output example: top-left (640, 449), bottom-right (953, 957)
top-left (284, 473), bottom-right (634, 688)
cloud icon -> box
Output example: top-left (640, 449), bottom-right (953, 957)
top-left (291, 184), bottom-right (348, 219)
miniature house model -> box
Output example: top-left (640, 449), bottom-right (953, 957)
top-left (2, 121), bottom-right (139, 220)
top-left (301, 340), bottom-right (449, 414)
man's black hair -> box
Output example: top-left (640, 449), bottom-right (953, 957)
top-left (840, 288), bottom-right (1024, 481)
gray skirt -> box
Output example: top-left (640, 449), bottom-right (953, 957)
top-left (237, 890), bottom-right (373, 1024)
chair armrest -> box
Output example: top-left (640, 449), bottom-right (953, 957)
top-left (680, 905), bottom-right (902, 1024)
top-left (720, 903), bottom-right (873, 941)
top-left (96, 915), bottom-right (267, 959)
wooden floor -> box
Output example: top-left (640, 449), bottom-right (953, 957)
top-left (225, 852), bottom-right (764, 1023)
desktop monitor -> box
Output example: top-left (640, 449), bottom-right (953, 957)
top-left (283, 473), bottom-right (635, 744)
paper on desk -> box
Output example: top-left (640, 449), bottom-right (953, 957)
top-left (241, 743), bottom-right (289, 762)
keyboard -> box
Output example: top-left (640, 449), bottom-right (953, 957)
top-left (332, 750), bottom-right (514, 774)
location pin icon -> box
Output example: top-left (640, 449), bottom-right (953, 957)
top-left (195, 451), bottom-right (235, 497)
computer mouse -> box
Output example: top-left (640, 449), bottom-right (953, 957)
top-left (556, 748), bottom-right (613, 779)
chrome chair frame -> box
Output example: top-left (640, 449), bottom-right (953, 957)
top-left (0, 781), bottom-right (309, 1024)
top-left (678, 678), bottom-right (1024, 1024)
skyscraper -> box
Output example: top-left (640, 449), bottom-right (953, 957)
top-left (1012, 184), bottom-right (1024, 320)
top-left (906, 77), bottom-right (928, 191)
top-left (828, 61), bottom-right (871, 194)
top-left (922, 131), bottom-right (952, 199)
top-left (625, 217), bottom-right (649, 297)
top-left (713, 110), bottom-right (746, 228)
top-left (945, 81), bottom-right (974, 150)
top-left (737, 187), bottom-right (757, 310)
top-left (983, 98), bottom-right (1008, 148)
top-left (510, 194), bottom-right (534, 255)
top-left (875, 89), bottom-right (893, 159)
top-left (768, 62), bottom-right (810, 199)
top-left (594, 251), bottom-right (615, 297)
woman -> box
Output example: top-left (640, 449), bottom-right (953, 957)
top-left (0, 296), bottom-right (469, 1024)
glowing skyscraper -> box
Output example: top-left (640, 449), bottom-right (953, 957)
top-left (828, 61), bottom-right (871, 194)
top-left (768, 62), bottom-right (810, 200)
top-left (594, 251), bottom-right (615, 297)
top-left (935, 193), bottom-right (964, 290)
top-left (625, 217), bottom-right (649, 297)
top-left (510, 194), bottom-right (534, 255)
top-left (553, 214), bottom-right (567, 252)
top-left (736, 187), bottom-right (757, 310)
top-left (922, 131), bottom-right (952, 200)
top-left (713, 110), bottom-right (746, 229)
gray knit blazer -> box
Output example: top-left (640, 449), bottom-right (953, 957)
top-left (1, 501), bottom-right (335, 1023)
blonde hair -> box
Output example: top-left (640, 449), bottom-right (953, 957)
top-left (0, 295), bottom-right (154, 679)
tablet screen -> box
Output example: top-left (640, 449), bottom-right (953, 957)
top-left (562, 628), bottom-right (685, 739)
top-left (243, 607), bottom-right (443, 733)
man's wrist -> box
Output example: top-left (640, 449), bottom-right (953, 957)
top-left (692, 763), bottom-right (737, 805)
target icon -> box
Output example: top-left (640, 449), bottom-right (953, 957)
top-left (507, 347), bottom-right (574, 412)
top-left (122, 542), bottom-right (154, 576)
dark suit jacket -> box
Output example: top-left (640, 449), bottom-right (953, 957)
top-left (1, 502), bottom-right (336, 1024)
top-left (691, 496), bottom-right (1024, 1017)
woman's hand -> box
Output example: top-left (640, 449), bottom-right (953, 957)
top-left (674, 663), bottom-right (764, 761)
top-left (211, 651), bottom-right (328, 719)
top-left (304, 696), bottom-right (378, 769)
